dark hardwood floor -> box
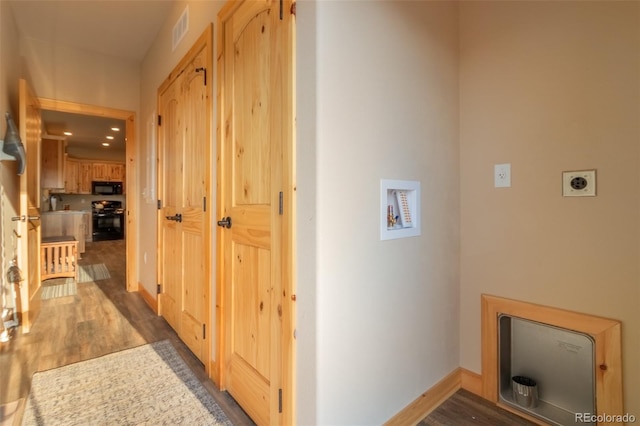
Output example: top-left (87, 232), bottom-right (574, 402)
top-left (419, 389), bottom-right (537, 425)
top-left (0, 239), bottom-right (254, 425)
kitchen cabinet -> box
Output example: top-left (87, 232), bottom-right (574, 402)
top-left (108, 164), bottom-right (125, 181)
top-left (64, 158), bottom-right (79, 193)
top-left (41, 211), bottom-right (87, 254)
top-left (62, 159), bottom-right (123, 194)
top-left (91, 162), bottom-right (125, 194)
top-left (79, 162), bottom-right (93, 194)
top-left (92, 162), bottom-right (125, 183)
top-left (92, 163), bottom-right (109, 181)
top-left (41, 139), bottom-right (65, 190)
top-left (64, 159), bottom-right (93, 194)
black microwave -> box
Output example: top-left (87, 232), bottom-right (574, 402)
top-left (92, 181), bottom-right (123, 195)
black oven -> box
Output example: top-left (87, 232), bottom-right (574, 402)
top-left (92, 181), bottom-right (123, 195)
top-left (92, 200), bottom-right (125, 241)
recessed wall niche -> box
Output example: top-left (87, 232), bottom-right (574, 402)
top-left (481, 295), bottom-right (623, 426)
top-left (380, 179), bottom-right (420, 241)
top-left (499, 315), bottom-right (596, 425)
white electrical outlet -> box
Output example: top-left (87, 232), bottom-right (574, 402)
top-left (563, 170), bottom-right (596, 196)
top-left (494, 163), bottom-right (511, 188)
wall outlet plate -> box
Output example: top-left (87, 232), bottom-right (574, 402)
top-left (562, 170), bottom-right (596, 197)
top-left (494, 163), bottom-right (511, 188)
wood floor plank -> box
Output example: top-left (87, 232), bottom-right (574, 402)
top-left (418, 389), bottom-right (536, 426)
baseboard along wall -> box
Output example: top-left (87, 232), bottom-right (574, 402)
top-left (137, 282), bottom-right (158, 314)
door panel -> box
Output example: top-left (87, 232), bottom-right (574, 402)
top-left (179, 49), bottom-right (208, 361)
top-left (157, 28), bottom-right (212, 365)
top-left (160, 222), bottom-right (181, 331)
top-left (227, 355), bottom-right (270, 426)
top-left (158, 71), bottom-right (182, 334)
top-left (233, 9), bottom-right (271, 206)
top-left (18, 78), bottom-right (42, 332)
top-left (232, 243), bottom-right (271, 376)
top-left (218, 0), bottom-right (294, 424)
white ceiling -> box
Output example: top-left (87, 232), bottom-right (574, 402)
top-left (9, 0), bottom-right (174, 62)
top-left (9, 0), bottom-right (175, 155)
top-left (41, 110), bottom-right (127, 154)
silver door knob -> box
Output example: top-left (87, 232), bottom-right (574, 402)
top-left (13, 215), bottom-right (40, 221)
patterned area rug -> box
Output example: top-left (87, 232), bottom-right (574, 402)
top-left (22, 340), bottom-right (232, 426)
top-left (40, 264), bottom-right (109, 300)
top-left (78, 263), bottom-right (110, 282)
top-left (41, 278), bottom-right (77, 300)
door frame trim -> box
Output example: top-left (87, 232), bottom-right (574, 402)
top-left (38, 98), bottom-right (137, 293)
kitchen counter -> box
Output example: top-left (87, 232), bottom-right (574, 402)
top-left (42, 210), bottom-right (90, 214)
top-left (41, 210), bottom-right (92, 253)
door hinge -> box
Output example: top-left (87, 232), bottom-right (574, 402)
top-left (279, 192), bottom-right (283, 215)
top-left (291, 2), bottom-right (296, 17)
top-left (157, 199), bottom-right (162, 210)
top-left (203, 324), bottom-right (206, 339)
top-left (278, 388), bottom-right (283, 413)
top-left (195, 67), bottom-right (207, 86)
top-left (158, 115), bottom-right (162, 126)
top-left (203, 196), bottom-right (206, 212)
top-left (157, 284), bottom-right (161, 294)
top-left (279, 0), bottom-right (283, 20)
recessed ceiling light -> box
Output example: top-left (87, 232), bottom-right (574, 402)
top-left (102, 142), bottom-right (110, 147)
top-left (111, 127), bottom-right (120, 132)
top-left (63, 131), bottom-right (72, 136)
top-left (106, 136), bottom-right (114, 140)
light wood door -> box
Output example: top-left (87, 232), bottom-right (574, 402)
top-left (218, 1), bottom-right (295, 424)
top-left (157, 27), bottom-right (212, 365)
top-left (18, 78), bottom-right (42, 332)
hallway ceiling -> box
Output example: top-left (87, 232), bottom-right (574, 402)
top-left (41, 110), bottom-right (126, 154)
top-left (9, 0), bottom-right (174, 62)
top-left (9, 1), bottom-right (173, 157)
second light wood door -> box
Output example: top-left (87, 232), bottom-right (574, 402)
top-left (218, 1), bottom-right (295, 424)
top-left (157, 27), bottom-right (212, 366)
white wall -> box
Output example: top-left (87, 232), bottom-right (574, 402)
top-left (297, 1), bottom-right (460, 423)
top-left (295, 1), bottom-right (318, 423)
top-left (459, 1), bottom-right (640, 415)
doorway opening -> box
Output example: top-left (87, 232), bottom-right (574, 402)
top-left (38, 98), bottom-right (137, 292)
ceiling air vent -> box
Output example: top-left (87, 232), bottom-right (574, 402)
top-left (172, 6), bottom-right (189, 52)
